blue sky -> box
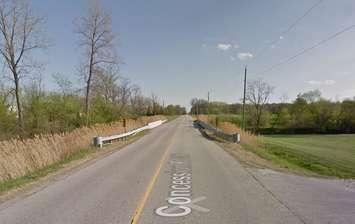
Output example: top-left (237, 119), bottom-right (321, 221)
top-left (32, 0), bottom-right (355, 108)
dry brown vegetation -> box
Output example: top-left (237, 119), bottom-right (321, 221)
top-left (0, 116), bottom-right (164, 181)
top-left (197, 115), bottom-right (262, 147)
top-left (196, 115), bottom-right (283, 170)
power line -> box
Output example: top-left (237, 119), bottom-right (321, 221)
top-left (257, 24), bottom-right (355, 75)
top-left (253, 0), bottom-right (324, 60)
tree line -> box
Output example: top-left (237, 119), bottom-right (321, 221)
top-left (190, 80), bottom-right (355, 134)
top-left (0, 0), bottom-right (185, 140)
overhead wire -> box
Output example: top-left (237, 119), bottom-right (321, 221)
top-left (253, 0), bottom-right (325, 60)
top-left (257, 24), bottom-right (355, 75)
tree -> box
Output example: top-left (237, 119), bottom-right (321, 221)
top-left (91, 68), bottom-right (119, 103)
top-left (339, 100), bottom-right (355, 133)
top-left (290, 96), bottom-right (313, 128)
top-left (164, 105), bottom-right (186, 115)
top-left (52, 73), bottom-right (74, 96)
top-left (75, 1), bottom-right (118, 124)
top-left (0, 0), bottom-right (46, 132)
top-left (246, 78), bottom-right (274, 131)
top-left (299, 89), bottom-right (322, 103)
top-left (129, 84), bottom-right (147, 115)
top-left (309, 99), bottom-right (335, 132)
top-left (276, 107), bottom-right (292, 128)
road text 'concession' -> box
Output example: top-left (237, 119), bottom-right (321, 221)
top-left (155, 153), bottom-right (193, 217)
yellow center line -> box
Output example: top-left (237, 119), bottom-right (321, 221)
top-left (130, 127), bottom-right (178, 224)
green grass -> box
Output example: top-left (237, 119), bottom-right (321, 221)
top-left (261, 134), bottom-right (355, 178)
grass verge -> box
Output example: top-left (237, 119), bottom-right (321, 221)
top-left (197, 115), bottom-right (355, 178)
top-left (240, 138), bottom-right (355, 178)
top-left (0, 147), bottom-right (94, 193)
top-left (261, 135), bottom-right (355, 178)
top-left (0, 130), bottom-right (149, 194)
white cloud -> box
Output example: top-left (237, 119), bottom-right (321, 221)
top-left (324, 79), bottom-right (336, 85)
top-left (306, 80), bottom-right (322, 85)
top-left (306, 79), bottom-right (336, 86)
top-left (217, 43), bottom-right (232, 51)
top-left (342, 89), bottom-right (355, 98)
top-left (237, 52), bottom-right (253, 60)
top-left (279, 36), bottom-right (284, 40)
top-left (233, 44), bottom-right (239, 49)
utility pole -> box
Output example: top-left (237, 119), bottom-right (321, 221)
top-left (207, 91), bottom-right (210, 116)
top-left (162, 99), bottom-right (165, 115)
top-left (242, 65), bottom-right (247, 130)
top-left (196, 100), bottom-right (199, 116)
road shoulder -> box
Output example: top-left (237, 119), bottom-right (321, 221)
top-left (0, 130), bottom-right (149, 203)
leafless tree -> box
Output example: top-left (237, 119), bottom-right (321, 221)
top-left (116, 77), bottom-right (131, 114)
top-left (52, 73), bottom-right (74, 96)
top-left (0, 81), bottom-right (12, 106)
top-left (246, 78), bottom-right (274, 131)
top-left (92, 68), bottom-right (118, 103)
top-left (75, 1), bottom-right (118, 124)
top-left (280, 93), bottom-right (289, 104)
top-left (129, 84), bottom-right (147, 115)
top-left (151, 93), bottom-right (160, 115)
top-left (0, 0), bottom-right (46, 132)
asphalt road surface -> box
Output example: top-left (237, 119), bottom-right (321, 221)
top-left (0, 116), bottom-right (354, 224)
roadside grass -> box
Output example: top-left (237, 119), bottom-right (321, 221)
top-left (197, 114), bottom-right (355, 178)
top-left (0, 130), bottom-right (149, 194)
top-left (0, 147), bottom-right (94, 193)
top-left (0, 116), bottom-right (165, 182)
top-left (262, 135), bottom-right (355, 178)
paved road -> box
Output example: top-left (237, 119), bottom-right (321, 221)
top-left (0, 116), bottom-right (354, 224)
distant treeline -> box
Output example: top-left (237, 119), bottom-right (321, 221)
top-left (0, 78), bottom-right (186, 140)
top-left (190, 91), bottom-right (355, 134)
top-left (0, 1), bottom-right (186, 140)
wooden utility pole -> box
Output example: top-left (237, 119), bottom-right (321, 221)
top-left (207, 91), bottom-right (210, 116)
top-left (242, 65), bottom-right (247, 130)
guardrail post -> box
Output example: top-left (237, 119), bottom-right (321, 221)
top-left (234, 133), bottom-right (241, 143)
top-left (93, 136), bottom-right (103, 148)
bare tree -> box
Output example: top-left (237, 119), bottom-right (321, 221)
top-left (92, 67), bottom-right (119, 103)
top-left (52, 73), bottom-right (74, 96)
top-left (129, 85), bottom-right (149, 115)
top-left (151, 93), bottom-right (161, 115)
top-left (0, 81), bottom-right (12, 106)
top-left (0, 0), bottom-right (46, 132)
top-left (246, 78), bottom-right (274, 131)
top-left (116, 77), bottom-right (131, 114)
top-left (75, 1), bottom-right (118, 124)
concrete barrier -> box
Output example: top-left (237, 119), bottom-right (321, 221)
top-left (194, 120), bottom-right (240, 143)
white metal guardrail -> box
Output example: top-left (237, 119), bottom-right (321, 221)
top-left (93, 120), bottom-right (167, 148)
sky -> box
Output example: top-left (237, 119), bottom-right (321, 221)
top-left (30, 0), bottom-right (355, 108)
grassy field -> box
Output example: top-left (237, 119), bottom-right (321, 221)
top-left (262, 134), bottom-right (355, 178)
top-left (199, 114), bottom-right (355, 178)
